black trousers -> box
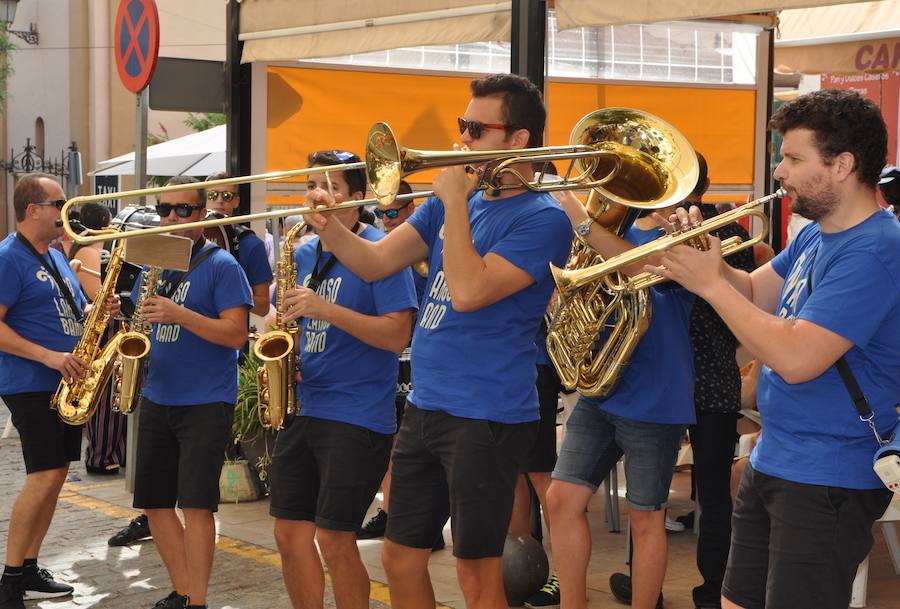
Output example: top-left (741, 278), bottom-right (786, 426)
top-left (689, 411), bottom-right (739, 607)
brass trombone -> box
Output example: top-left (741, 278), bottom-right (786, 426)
top-left (550, 189), bottom-right (784, 295)
top-left (59, 112), bottom-right (687, 245)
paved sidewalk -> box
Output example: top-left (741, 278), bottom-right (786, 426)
top-left (1, 404), bottom-right (897, 609)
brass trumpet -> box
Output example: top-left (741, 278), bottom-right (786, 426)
top-left (551, 189), bottom-right (784, 295)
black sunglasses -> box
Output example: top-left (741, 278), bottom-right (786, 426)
top-left (457, 117), bottom-right (508, 140)
top-left (373, 201), bottom-right (413, 219)
top-left (33, 199), bottom-right (66, 210)
top-left (207, 190), bottom-right (236, 202)
top-left (156, 203), bottom-right (204, 218)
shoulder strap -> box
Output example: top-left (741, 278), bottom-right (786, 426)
top-left (307, 222), bottom-right (359, 290)
top-left (805, 244), bottom-right (884, 443)
top-left (16, 232), bottom-right (85, 322)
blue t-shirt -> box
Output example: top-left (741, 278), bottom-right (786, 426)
top-left (413, 270), bottom-right (428, 306)
top-left (296, 225), bottom-right (418, 434)
top-left (753, 211), bottom-right (900, 489)
top-left (238, 231), bottom-right (274, 287)
top-left (535, 322), bottom-right (551, 367)
top-left (582, 225), bottom-right (696, 425)
top-left (0, 234), bottom-right (87, 394)
top-left (139, 244), bottom-right (253, 406)
top-left (406, 190), bottom-right (572, 423)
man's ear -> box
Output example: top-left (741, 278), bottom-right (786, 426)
top-left (833, 151), bottom-right (857, 181)
top-left (352, 191), bottom-right (365, 201)
top-left (511, 127), bottom-right (532, 149)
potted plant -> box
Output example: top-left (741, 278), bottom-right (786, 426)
top-left (230, 350), bottom-right (278, 495)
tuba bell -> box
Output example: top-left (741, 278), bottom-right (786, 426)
top-left (546, 108), bottom-right (698, 397)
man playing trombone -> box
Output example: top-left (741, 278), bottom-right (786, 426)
top-left (304, 73), bottom-right (572, 609)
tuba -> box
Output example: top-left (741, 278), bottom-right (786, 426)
top-left (546, 108), bottom-right (698, 397)
top-left (252, 221), bottom-right (307, 430)
top-left (111, 265), bottom-right (162, 414)
top-left (53, 238), bottom-right (128, 425)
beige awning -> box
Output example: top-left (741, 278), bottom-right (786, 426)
top-left (775, 1), bottom-right (900, 74)
top-left (554, 0), bottom-right (872, 29)
top-left (239, 1), bottom-right (511, 63)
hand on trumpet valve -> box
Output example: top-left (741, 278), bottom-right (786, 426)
top-left (644, 233), bottom-right (725, 299)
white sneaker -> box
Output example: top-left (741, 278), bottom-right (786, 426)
top-left (665, 515), bottom-right (685, 532)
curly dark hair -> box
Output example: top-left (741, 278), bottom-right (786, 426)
top-left (769, 89), bottom-right (887, 188)
top-left (470, 73), bottom-right (546, 148)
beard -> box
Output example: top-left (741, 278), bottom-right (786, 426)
top-left (788, 182), bottom-right (840, 221)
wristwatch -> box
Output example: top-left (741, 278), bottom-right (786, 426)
top-left (575, 217), bottom-right (594, 239)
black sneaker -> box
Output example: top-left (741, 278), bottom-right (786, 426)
top-left (108, 514), bottom-right (152, 546)
top-left (21, 567), bottom-right (73, 600)
top-left (0, 580), bottom-right (24, 609)
top-left (152, 590), bottom-right (188, 608)
top-left (357, 508), bottom-right (387, 539)
top-left (609, 573), bottom-right (663, 609)
top-left (524, 573), bottom-right (560, 609)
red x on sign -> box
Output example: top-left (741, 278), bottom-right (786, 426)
top-left (115, 0), bottom-right (160, 93)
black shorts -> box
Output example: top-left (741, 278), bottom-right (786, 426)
top-left (3, 392), bottom-right (83, 474)
top-left (133, 398), bottom-right (233, 512)
top-left (521, 365), bottom-right (562, 473)
top-left (268, 416), bottom-right (392, 531)
top-left (723, 463), bottom-right (893, 609)
top-left (386, 404), bottom-right (537, 559)
top-left (395, 395), bottom-right (407, 431)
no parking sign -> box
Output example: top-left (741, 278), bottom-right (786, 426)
top-left (114, 0), bottom-right (160, 93)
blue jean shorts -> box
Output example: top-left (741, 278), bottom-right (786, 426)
top-left (552, 398), bottom-right (686, 511)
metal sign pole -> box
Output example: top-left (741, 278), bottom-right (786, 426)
top-left (125, 88), bottom-right (149, 493)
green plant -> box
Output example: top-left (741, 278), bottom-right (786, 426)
top-left (184, 112), bottom-right (226, 132)
top-left (234, 350), bottom-right (277, 481)
top-left (235, 350), bottom-right (264, 442)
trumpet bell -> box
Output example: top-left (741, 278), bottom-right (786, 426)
top-left (570, 108), bottom-right (699, 210)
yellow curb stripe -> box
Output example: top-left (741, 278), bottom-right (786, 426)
top-left (57, 485), bottom-right (452, 609)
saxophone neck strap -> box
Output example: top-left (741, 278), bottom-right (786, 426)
top-left (16, 232), bottom-right (85, 323)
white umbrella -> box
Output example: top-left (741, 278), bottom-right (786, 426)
top-left (92, 125), bottom-right (226, 177)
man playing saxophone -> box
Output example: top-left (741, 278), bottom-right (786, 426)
top-left (131, 176), bottom-right (252, 609)
top-left (0, 174), bottom-right (119, 609)
top-left (268, 150), bottom-right (417, 609)
top-left (303, 74), bottom-right (573, 609)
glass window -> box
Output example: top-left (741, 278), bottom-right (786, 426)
top-left (308, 11), bottom-right (759, 86)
